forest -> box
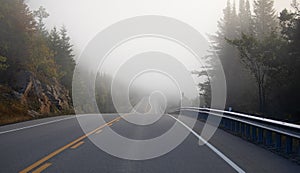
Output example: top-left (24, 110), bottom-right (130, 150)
top-left (204, 0), bottom-right (300, 122)
top-left (0, 0), bottom-right (76, 124)
top-left (0, 0), bottom-right (300, 125)
top-left (0, 0), bottom-right (116, 124)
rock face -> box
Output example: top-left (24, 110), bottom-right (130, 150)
top-left (9, 70), bottom-right (73, 115)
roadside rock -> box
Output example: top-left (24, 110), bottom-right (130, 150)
top-left (9, 70), bottom-right (73, 115)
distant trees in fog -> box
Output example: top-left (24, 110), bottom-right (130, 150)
top-left (207, 0), bottom-right (300, 122)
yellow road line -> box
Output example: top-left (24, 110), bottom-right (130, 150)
top-left (108, 117), bottom-right (122, 126)
top-left (32, 163), bottom-right (52, 173)
top-left (95, 129), bottom-right (103, 134)
top-left (19, 116), bottom-right (122, 173)
top-left (70, 141), bottom-right (84, 149)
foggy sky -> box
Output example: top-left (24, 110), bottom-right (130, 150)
top-left (26, 0), bottom-right (293, 103)
top-left (27, 0), bottom-right (293, 59)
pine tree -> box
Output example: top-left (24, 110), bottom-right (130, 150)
top-left (49, 27), bottom-right (60, 49)
top-left (275, 0), bottom-right (300, 117)
top-left (60, 26), bottom-right (73, 59)
top-left (48, 26), bottom-right (75, 91)
top-left (216, 0), bottom-right (239, 42)
top-left (59, 26), bottom-right (75, 91)
top-left (33, 6), bottom-right (49, 36)
top-left (48, 27), bottom-right (62, 71)
top-left (209, 0), bottom-right (257, 112)
top-left (239, 0), bottom-right (252, 34)
top-left (253, 0), bottom-right (278, 39)
top-left (0, 0), bottom-right (35, 69)
top-left (228, 0), bottom-right (284, 113)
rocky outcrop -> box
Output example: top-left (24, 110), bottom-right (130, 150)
top-left (9, 70), bottom-right (73, 115)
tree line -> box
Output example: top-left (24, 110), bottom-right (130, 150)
top-left (207, 0), bottom-right (300, 122)
top-left (0, 0), bottom-right (75, 93)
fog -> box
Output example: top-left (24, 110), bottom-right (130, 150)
top-left (26, 0), bottom-right (294, 111)
top-left (27, 0), bottom-right (292, 60)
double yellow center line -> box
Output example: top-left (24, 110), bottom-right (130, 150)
top-left (19, 116), bottom-right (122, 173)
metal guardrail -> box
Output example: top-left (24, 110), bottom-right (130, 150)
top-left (178, 107), bottom-right (300, 155)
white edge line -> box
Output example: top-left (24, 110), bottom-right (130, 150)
top-left (0, 115), bottom-right (82, 135)
top-left (167, 114), bottom-right (246, 173)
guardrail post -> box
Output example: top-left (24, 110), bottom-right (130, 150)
top-left (285, 136), bottom-right (293, 154)
top-left (184, 108), bottom-right (300, 155)
top-left (252, 126), bottom-right (257, 142)
top-left (245, 124), bottom-right (250, 139)
top-left (257, 128), bottom-right (263, 143)
top-left (231, 121), bottom-right (236, 133)
top-left (275, 133), bottom-right (281, 150)
top-left (235, 121), bottom-right (238, 133)
top-left (265, 130), bottom-right (272, 146)
top-left (241, 123), bottom-right (245, 137)
top-left (227, 119), bottom-right (231, 130)
top-left (197, 112), bottom-right (202, 120)
top-left (236, 122), bottom-right (240, 135)
top-left (224, 119), bottom-right (227, 129)
top-left (298, 140), bottom-right (300, 156)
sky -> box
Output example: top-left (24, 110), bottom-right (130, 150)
top-left (26, 0), bottom-right (294, 101)
top-left (27, 0), bottom-right (293, 59)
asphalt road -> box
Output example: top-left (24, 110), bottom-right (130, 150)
top-left (0, 111), bottom-right (300, 172)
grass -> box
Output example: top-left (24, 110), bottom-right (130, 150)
top-left (0, 85), bottom-right (31, 125)
top-left (0, 101), bottom-right (32, 126)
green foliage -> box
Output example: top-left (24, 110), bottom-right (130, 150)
top-left (227, 32), bottom-right (286, 112)
top-left (239, 0), bottom-right (252, 34)
top-left (0, 0), bottom-right (75, 87)
top-left (33, 6), bottom-right (49, 36)
top-left (0, 0), bottom-right (36, 70)
top-left (0, 1), bottom-right (61, 82)
top-left (209, 0), bottom-right (257, 112)
top-left (279, 9), bottom-right (297, 40)
top-left (226, 0), bottom-right (280, 113)
top-left (253, 0), bottom-right (278, 39)
top-left (48, 26), bottom-right (76, 91)
top-left (209, 0), bottom-right (300, 121)
top-left (57, 26), bottom-right (76, 90)
top-left (0, 55), bottom-right (8, 71)
top-left (0, 1), bottom-right (76, 122)
top-left (95, 73), bottom-right (116, 113)
top-left (27, 34), bottom-right (58, 79)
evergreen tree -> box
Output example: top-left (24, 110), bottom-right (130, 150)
top-left (60, 26), bottom-right (73, 57)
top-left (0, 0), bottom-right (35, 72)
top-left (227, 33), bottom-right (284, 113)
top-left (59, 26), bottom-right (76, 91)
top-left (49, 27), bottom-right (60, 52)
top-left (228, 0), bottom-right (282, 113)
top-left (27, 33), bottom-right (58, 79)
top-left (33, 6), bottom-right (49, 36)
top-left (215, 0), bottom-right (239, 42)
top-left (209, 0), bottom-right (257, 112)
top-left (0, 0), bottom-right (77, 121)
top-left (274, 1), bottom-right (300, 118)
top-left (253, 0), bottom-right (278, 39)
top-left (239, 0), bottom-right (252, 34)
top-left (48, 26), bottom-right (75, 91)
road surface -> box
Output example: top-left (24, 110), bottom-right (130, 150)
top-left (0, 110), bottom-right (299, 172)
